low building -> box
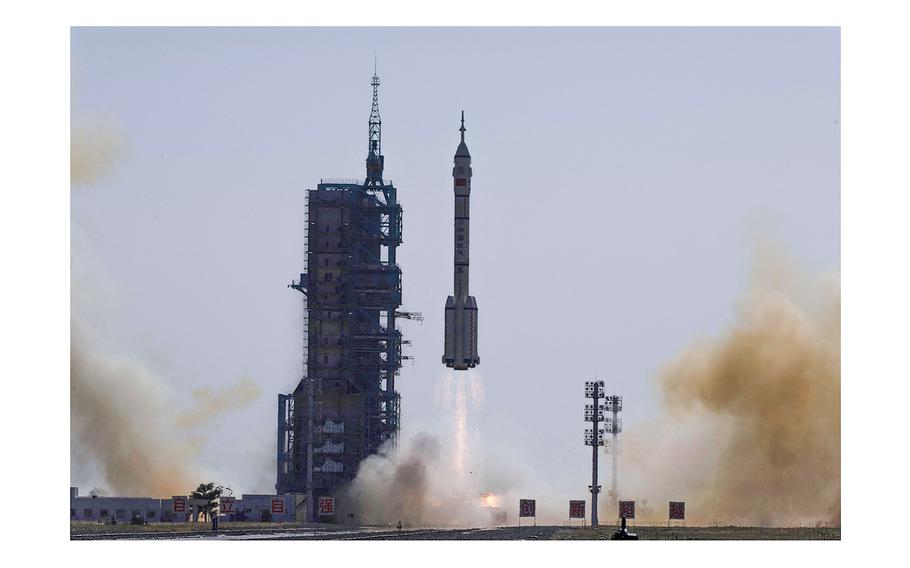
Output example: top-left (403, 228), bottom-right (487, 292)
top-left (70, 487), bottom-right (296, 523)
top-left (221, 494), bottom-right (296, 523)
top-left (70, 486), bottom-right (172, 523)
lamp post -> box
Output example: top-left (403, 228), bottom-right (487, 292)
top-left (584, 380), bottom-right (605, 528)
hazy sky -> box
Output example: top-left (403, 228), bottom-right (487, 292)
top-left (71, 27), bottom-right (839, 496)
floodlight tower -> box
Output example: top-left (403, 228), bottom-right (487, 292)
top-left (604, 394), bottom-right (623, 505)
top-left (584, 380), bottom-right (606, 528)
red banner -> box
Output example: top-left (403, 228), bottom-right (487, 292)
top-left (669, 501), bottom-right (685, 520)
top-left (619, 500), bottom-right (635, 519)
top-left (271, 499), bottom-right (284, 514)
top-left (220, 497), bottom-right (235, 514)
top-left (318, 496), bottom-right (335, 516)
top-left (519, 499), bottom-right (536, 518)
top-left (569, 500), bottom-right (586, 519)
top-left (173, 497), bottom-right (186, 513)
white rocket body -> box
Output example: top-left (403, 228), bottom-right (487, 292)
top-left (443, 114), bottom-right (479, 370)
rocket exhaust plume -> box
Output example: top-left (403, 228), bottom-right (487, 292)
top-left (343, 370), bottom-right (494, 527)
top-left (622, 237), bottom-right (839, 526)
top-left (455, 380), bottom-right (468, 477)
top-left (343, 433), bottom-right (440, 526)
top-left (438, 369), bottom-right (483, 481)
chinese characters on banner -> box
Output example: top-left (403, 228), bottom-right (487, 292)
top-left (569, 500), bottom-right (586, 519)
top-left (172, 496), bottom-right (186, 513)
top-left (271, 499), bottom-right (284, 514)
top-left (219, 497), bottom-right (235, 514)
top-left (669, 501), bottom-right (685, 520)
top-left (519, 499), bottom-right (536, 518)
top-left (619, 500), bottom-right (636, 519)
top-left (318, 496), bottom-right (335, 516)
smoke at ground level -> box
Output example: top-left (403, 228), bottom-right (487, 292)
top-left (70, 322), bottom-right (263, 497)
top-left (342, 240), bottom-right (839, 528)
top-left (621, 239), bottom-right (840, 526)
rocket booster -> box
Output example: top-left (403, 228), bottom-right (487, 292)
top-left (443, 112), bottom-right (480, 370)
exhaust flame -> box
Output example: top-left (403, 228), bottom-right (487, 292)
top-left (480, 493), bottom-right (501, 508)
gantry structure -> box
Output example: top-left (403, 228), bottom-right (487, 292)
top-left (277, 69), bottom-right (413, 520)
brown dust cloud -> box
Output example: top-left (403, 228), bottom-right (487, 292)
top-left (622, 238), bottom-right (840, 526)
top-left (71, 119), bottom-right (261, 498)
top-left (71, 324), bottom-right (262, 497)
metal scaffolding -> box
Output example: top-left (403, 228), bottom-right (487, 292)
top-left (276, 70), bottom-right (408, 521)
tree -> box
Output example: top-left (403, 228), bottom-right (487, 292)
top-left (190, 482), bottom-right (224, 522)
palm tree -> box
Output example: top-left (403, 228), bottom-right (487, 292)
top-left (190, 482), bottom-right (224, 522)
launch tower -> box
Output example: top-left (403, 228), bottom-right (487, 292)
top-left (276, 69), bottom-right (408, 520)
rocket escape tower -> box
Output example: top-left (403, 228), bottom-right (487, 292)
top-left (277, 69), bottom-right (408, 519)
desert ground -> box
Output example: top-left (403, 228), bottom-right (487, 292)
top-left (71, 521), bottom-right (840, 541)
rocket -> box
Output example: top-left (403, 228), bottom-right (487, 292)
top-left (443, 112), bottom-right (480, 370)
